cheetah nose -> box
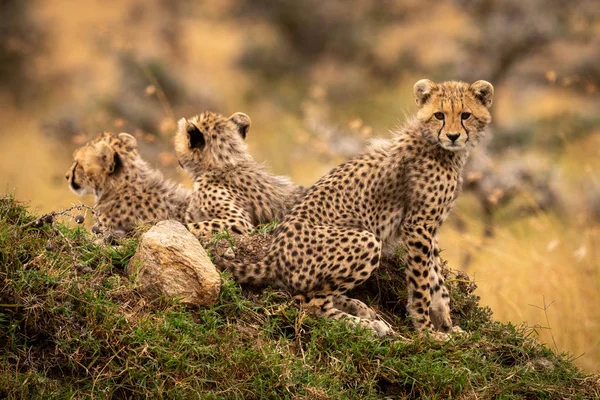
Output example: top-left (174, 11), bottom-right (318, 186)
top-left (446, 133), bottom-right (460, 142)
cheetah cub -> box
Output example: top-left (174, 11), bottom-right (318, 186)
top-left (228, 79), bottom-right (494, 337)
top-left (66, 132), bottom-right (191, 233)
top-left (174, 111), bottom-right (304, 239)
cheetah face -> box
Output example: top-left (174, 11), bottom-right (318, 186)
top-left (66, 160), bottom-right (93, 196)
top-left (174, 111), bottom-right (251, 177)
top-left (414, 79), bottom-right (494, 152)
top-left (66, 133), bottom-right (135, 197)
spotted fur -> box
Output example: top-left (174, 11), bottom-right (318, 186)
top-left (66, 132), bottom-right (191, 233)
top-left (227, 80), bottom-right (494, 337)
top-left (174, 111), bottom-right (305, 240)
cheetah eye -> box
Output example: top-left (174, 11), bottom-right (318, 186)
top-left (461, 112), bottom-right (471, 120)
top-left (434, 112), bottom-right (445, 120)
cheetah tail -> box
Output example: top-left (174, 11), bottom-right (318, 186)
top-left (217, 255), bottom-right (277, 287)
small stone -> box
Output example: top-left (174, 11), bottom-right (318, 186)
top-left (128, 221), bottom-right (221, 306)
top-left (223, 247), bottom-right (235, 259)
top-left (45, 243), bottom-right (56, 252)
top-left (91, 225), bottom-right (102, 234)
top-left (75, 215), bottom-right (85, 224)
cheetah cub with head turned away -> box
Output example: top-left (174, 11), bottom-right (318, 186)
top-left (227, 79), bottom-right (494, 337)
top-left (174, 111), bottom-right (304, 240)
top-left (66, 132), bottom-right (191, 234)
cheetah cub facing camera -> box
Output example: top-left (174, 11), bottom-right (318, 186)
top-left (174, 111), bottom-right (304, 240)
top-left (228, 79), bottom-right (494, 337)
top-left (66, 132), bottom-right (191, 233)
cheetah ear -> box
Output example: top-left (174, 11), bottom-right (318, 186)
top-left (413, 79), bottom-right (436, 106)
top-left (117, 132), bottom-right (137, 148)
top-left (95, 141), bottom-right (117, 174)
top-left (470, 80), bottom-right (494, 108)
top-left (179, 118), bottom-right (205, 150)
top-left (229, 112), bottom-right (251, 140)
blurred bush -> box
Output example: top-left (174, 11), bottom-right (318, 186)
top-left (0, 0), bottom-right (45, 105)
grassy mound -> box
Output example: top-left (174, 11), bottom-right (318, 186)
top-left (1, 194), bottom-right (598, 399)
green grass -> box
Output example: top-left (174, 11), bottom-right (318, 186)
top-left (0, 194), bottom-right (598, 399)
top-left (253, 220), bottom-right (279, 235)
top-left (211, 228), bottom-right (236, 250)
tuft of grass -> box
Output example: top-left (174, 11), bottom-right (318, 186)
top-left (254, 220), bottom-right (279, 235)
top-left (212, 228), bottom-right (236, 250)
top-left (1, 194), bottom-right (599, 399)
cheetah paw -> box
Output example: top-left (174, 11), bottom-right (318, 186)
top-left (451, 325), bottom-right (465, 334)
top-left (418, 329), bottom-right (451, 341)
top-left (373, 319), bottom-right (396, 337)
top-left (426, 327), bottom-right (466, 341)
top-left (430, 331), bottom-right (451, 341)
top-left (360, 319), bottom-right (394, 337)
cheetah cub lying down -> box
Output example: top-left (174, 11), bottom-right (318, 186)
top-left (66, 132), bottom-right (191, 234)
top-left (228, 79), bottom-right (494, 337)
top-left (174, 111), bottom-right (304, 240)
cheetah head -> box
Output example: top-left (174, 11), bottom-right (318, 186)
top-left (65, 132), bottom-right (140, 198)
top-left (413, 79), bottom-right (494, 152)
top-left (174, 111), bottom-right (252, 177)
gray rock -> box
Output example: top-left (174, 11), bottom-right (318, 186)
top-left (128, 220), bottom-right (221, 306)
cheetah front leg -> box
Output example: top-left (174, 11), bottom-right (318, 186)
top-left (429, 237), bottom-right (455, 333)
top-left (185, 190), bottom-right (255, 243)
top-left (401, 224), bottom-right (437, 333)
top-left (185, 208), bottom-right (254, 243)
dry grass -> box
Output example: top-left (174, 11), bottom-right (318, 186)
top-left (441, 209), bottom-right (600, 372)
top-left (440, 134), bottom-right (600, 372)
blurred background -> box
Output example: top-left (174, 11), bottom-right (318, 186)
top-left (0, 0), bottom-right (598, 371)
